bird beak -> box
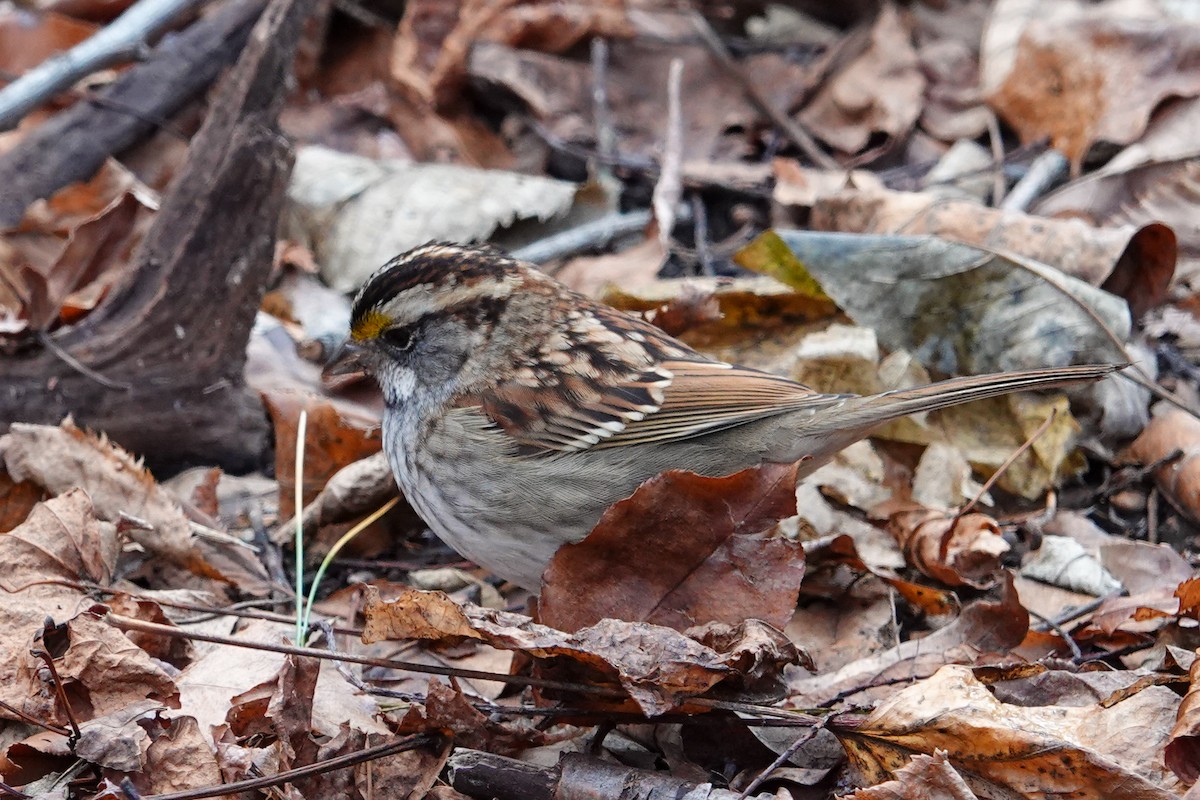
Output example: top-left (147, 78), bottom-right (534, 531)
top-left (323, 336), bottom-right (370, 378)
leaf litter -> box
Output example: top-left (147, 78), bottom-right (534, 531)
top-left (6, 0), bottom-right (1200, 797)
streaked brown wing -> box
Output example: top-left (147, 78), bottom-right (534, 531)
top-left (476, 300), bottom-right (849, 454)
top-left (481, 356), bottom-right (848, 453)
top-left (593, 359), bottom-right (849, 448)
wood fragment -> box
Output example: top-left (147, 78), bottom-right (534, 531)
top-left (0, 0), bottom-right (312, 472)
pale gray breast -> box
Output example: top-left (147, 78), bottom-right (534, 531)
top-left (385, 402), bottom-right (808, 588)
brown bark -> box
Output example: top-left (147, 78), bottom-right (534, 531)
top-left (0, 0), bottom-right (314, 472)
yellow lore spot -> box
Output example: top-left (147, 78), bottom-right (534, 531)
top-left (351, 310), bottom-right (391, 341)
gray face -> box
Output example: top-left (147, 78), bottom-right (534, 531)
top-left (365, 312), bottom-right (479, 410)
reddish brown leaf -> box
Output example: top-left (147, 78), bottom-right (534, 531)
top-left (0, 469), bottom-right (43, 533)
top-left (789, 575), bottom-right (1027, 707)
top-left (988, 7), bottom-right (1200, 165)
top-left (539, 462), bottom-right (806, 633)
top-left (1122, 408), bottom-right (1200, 523)
top-left (0, 10), bottom-right (96, 76)
top-left (1166, 651), bottom-right (1200, 783)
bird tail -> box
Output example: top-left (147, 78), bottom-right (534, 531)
top-left (811, 363), bottom-right (1119, 435)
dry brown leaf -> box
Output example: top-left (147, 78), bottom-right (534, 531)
top-left (987, 5), bottom-right (1200, 165)
top-left (845, 749), bottom-right (979, 799)
top-left (803, 533), bottom-right (959, 619)
top-left (554, 238), bottom-right (665, 300)
top-left (884, 505), bottom-right (1008, 589)
top-left (798, 4), bottom-right (926, 156)
top-left (0, 490), bottom-right (125, 719)
top-left (786, 579), bottom-right (899, 677)
top-left (837, 664), bottom-right (1182, 797)
top-left (0, 470), bottom-right (44, 532)
top-left (0, 419), bottom-right (219, 577)
top-left (918, 36), bottom-right (989, 143)
top-left (1035, 163), bottom-right (1200, 292)
top-left (809, 187), bottom-right (1175, 317)
top-left (1166, 650), bottom-right (1200, 784)
top-left (788, 575), bottom-right (1026, 707)
top-left (0, 160), bottom-right (157, 334)
top-left (539, 463), bottom-right (806, 633)
top-left (772, 159), bottom-right (884, 209)
top-left (1122, 408), bottom-right (1200, 522)
top-left (467, 36), bottom-right (816, 166)
top-left (263, 390), bottom-right (382, 520)
top-left (361, 585), bottom-right (801, 716)
top-left (391, 0), bottom-right (631, 110)
top-left (396, 679), bottom-right (548, 756)
top-left (175, 618), bottom-right (386, 747)
top-left (601, 276), bottom-right (838, 353)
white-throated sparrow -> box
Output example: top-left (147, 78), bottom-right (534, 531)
top-left (347, 242), bottom-right (1115, 589)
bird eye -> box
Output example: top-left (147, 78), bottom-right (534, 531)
top-left (381, 326), bottom-right (414, 351)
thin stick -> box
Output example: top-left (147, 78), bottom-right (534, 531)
top-left (1026, 607), bottom-right (1084, 661)
top-left (30, 646), bottom-right (81, 742)
top-left (1000, 148), bottom-right (1068, 211)
top-left (141, 732), bottom-right (436, 800)
top-left (687, 11), bottom-right (838, 169)
top-left (512, 209), bottom-right (653, 264)
top-left (294, 409), bottom-right (307, 645)
top-left (985, 111), bottom-right (1006, 206)
top-left (737, 720), bottom-right (826, 799)
top-left (0, 697), bottom-right (70, 736)
top-left (954, 408), bottom-right (1058, 522)
top-left (653, 57), bottom-right (685, 251)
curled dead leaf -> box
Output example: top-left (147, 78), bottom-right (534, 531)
top-left (0, 419), bottom-right (219, 577)
top-left (837, 664), bottom-right (1182, 797)
top-left (1166, 651), bottom-right (1200, 783)
top-left (1122, 408), bottom-right (1200, 523)
top-left (885, 505), bottom-right (1008, 589)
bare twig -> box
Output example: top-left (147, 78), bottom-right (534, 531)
top-left (687, 11), bottom-right (838, 169)
top-left (653, 57), bottom-right (685, 251)
top-left (736, 719), bottom-right (826, 799)
top-left (590, 38), bottom-right (616, 168)
top-left (1000, 148), bottom-right (1068, 211)
top-left (141, 733), bottom-right (437, 800)
top-left (985, 111), bottom-right (1006, 206)
top-left (512, 209), bottom-right (653, 264)
top-left (0, 697), bottom-right (71, 736)
top-left (953, 409), bottom-right (1058, 523)
top-left (1026, 607), bottom-right (1085, 662)
top-left (0, 0), bottom-right (205, 131)
top-left (30, 643), bottom-right (81, 743)
top-left (105, 612), bottom-right (821, 722)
